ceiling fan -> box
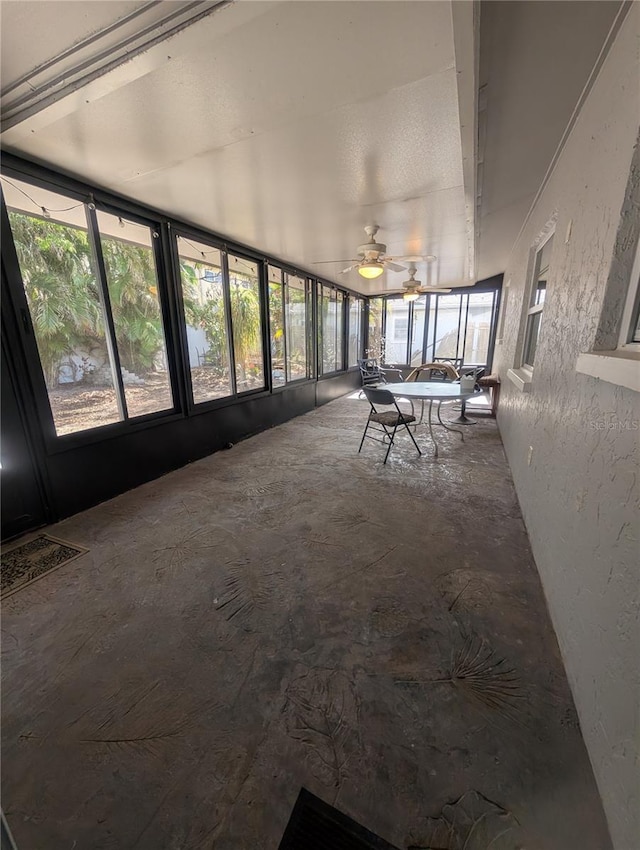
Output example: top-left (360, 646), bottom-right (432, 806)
top-left (385, 264), bottom-right (452, 301)
top-left (313, 225), bottom-right (436, 280)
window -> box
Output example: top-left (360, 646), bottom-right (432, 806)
top-left (318, 284), bottom-right (345, 374)
top-left (619, 239), bottom-right (640, 351)
top-left (96, 211), bottom-right (173, 418)
top-left (267, 267), bottom-right (310, 385)
top-left (177, 236), bottom-right (232, 404)
top-left (385, 299), bottom-right (409, 363)
top-left (410, 296), bottom-right (427, 365)
top-left (367, 298), bottom-right (384, 359)
top-left (348, 297), bottom-right (363, 367)
top-left (4, 176), bottom-right (174, 436)
top-left (228, 254), bottom-right (265, 393)
top-left (268, 265), bottom-right (286, 387)
top-left (285, 273), bottom-right (311, 381)
top-left (523, 234), bottom-right (553, 369)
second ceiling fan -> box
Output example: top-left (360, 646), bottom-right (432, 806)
top-left (313, 225), bottom-right (435, 280)
top-left (385, 264), bottom-right (451, 301)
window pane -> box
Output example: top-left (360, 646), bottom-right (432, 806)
top-left (321, 286), bottom-right (336, 373)
top-left (348, 298), bottom-right (363, 366)
top-left (228, 255), bottom-right (265, 392)
top-left (434, 294), bottom-right (462, 359)
top-left (367, 298), bottom-right (384, 360)
top-left (4, 178), bottom-right (122, 436)
top-left (97, 211), bottom-right (173, 418)
top-left (285, 274), bottom-right (309, 380)
top-left (177, 237), bottom-right (232, 404)
top-left (335, 291), bottom-right (344, 371)
top-left (632, 295), bottom-right (640, 344)
top-left (385, 298), bottom-right (409, 363)
top-left (463, 291), bottom-right (495, 365)
top-left (268, 265), bottom-right (285, 387)
top-left (524, 311), bottom-right (542, 367)
top-left (410, 296), bottom-right (426, 365)
top-left (531, 235), bottom-right (553, 307)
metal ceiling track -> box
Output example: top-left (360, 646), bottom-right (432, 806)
top-left (1, 0), bottom-right (234, 132)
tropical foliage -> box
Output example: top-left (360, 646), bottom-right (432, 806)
top-left (9, 212), bottom-right (167, 387)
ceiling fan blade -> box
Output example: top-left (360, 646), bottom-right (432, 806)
top-left (312, 259), bottom-right (358, 265)
top-left (383, 261), bottom-right (406, 273)
top-left (339, 264), bottom-right (360, 274)
top-left (419, 288), bottom-right (451, 294)
top-left (391, 254), bottom-right (437, 262)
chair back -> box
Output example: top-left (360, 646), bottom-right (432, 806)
top-left (363, 386), bottom-right (395, 407)
top-left (406, 362), bottom-right (459, 383)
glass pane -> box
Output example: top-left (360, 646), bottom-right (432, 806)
top-left (348, 298), bottom-right (363, 366)
top-left (4, 177), bottom-right (122, 436)
top-left (367, 298), bottom-right (384, 361)
top-left (177, 236), bottom-right (232, 404)
top-left (228, 254), bottom-right (265, 392)
top-left (385, 298), bottom-right (409, 363)
top-left (322, 286), bottom-right (336, 374)
top-left (425, 296), bottom-right (437, 362)
top-left (632, 291), bottom-right (640, 343)
top-left (524, 311), bottom-right (542, 367)
top-left (463, 291), bottom-right (495, 365)
top-left (285, 274), bottom-right (308, 381)
top-left (335, 290), bottom-right (344, 371)
top-left (410, 296), bottom-right (426, 365)
top-left (268, 265), bottom-right (285, 387)
top-left (531, 235), bottom-right (553, 307)
top-left (97, 211), bottom-right (173, 418)
top-left (434, 294), bottom-right (462, 359)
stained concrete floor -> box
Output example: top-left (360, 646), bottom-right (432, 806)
top-left (2, 394), bottom-right (612, 849)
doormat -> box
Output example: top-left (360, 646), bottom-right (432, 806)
top-left (1, 534), bottom-right (88, 597)
top-left (278, 788), bottom-right (400, 849)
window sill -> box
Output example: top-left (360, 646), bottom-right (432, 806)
top-left (506, 368), bottom-right (533, 392)
top-left (575, 350), bottom-right (640, 393)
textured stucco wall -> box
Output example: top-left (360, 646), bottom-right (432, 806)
top-left (493, 9), bottom-right (640, 850)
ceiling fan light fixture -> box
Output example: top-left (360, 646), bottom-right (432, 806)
top-left (358, 261), bottom-right (384, 280)
top-left (403, 290), bottom-right (420, 302)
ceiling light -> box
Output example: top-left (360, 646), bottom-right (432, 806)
top-left (403, 290), bottom-right (420, 302)
top-left (358, 261), bottom-right (384, 279)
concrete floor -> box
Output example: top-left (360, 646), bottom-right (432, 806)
top-left (2, 394), bottom-right (612, 849)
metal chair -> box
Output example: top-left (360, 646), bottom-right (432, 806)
top-left (358, 387), bottom-right (421, 464)
top-left (357, 358), bottom-right (404, 388)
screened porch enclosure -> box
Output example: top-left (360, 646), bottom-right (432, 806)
top-left (368, 287), bottom-right (501, 372)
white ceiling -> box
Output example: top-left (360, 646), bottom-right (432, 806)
top-left (0, 0), bottom-right (476, 295)
top-left (0, 1), bottom-right (622, 294)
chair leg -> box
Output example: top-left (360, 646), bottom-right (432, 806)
top-left (402, 420), bottom-right (422, 455)
top-left (383, 424), bottom-right (397, 464)
top-left (358, 418), bottom-right (371, 453)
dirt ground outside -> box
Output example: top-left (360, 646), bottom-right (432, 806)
top-left (48, 369), bottom-right (267, 435)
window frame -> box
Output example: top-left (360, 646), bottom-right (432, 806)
top-left (1, 177), bottom-right (182, 449)
top-left (283, 271), bottom-right (313, 384)
top-left (347, 295), bottom-right (364, 368)
top-left (317, 282), bottom-right (346, 377)
top-left (618, 238), bottom-right (640, 352)
top-left (507, 220), bottom-right (556, 392)
top-left (521, 230), bottom-right (554, 373)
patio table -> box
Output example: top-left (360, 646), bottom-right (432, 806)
top-left (384, 381), bottom-right (478, 457)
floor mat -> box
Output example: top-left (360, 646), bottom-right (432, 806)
top-left (1, 534), bottom-right (87, 597)
top-left (279, 788), bottom-right (400, 849)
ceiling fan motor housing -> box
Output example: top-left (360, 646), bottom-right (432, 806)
top-left (358, 241), bottom-right (386, 258)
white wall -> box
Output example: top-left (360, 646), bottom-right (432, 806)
top-left (493, 10), bottom-right (640, 849)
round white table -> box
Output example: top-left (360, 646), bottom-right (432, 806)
top-left (384, 382), bottom-right (478, 457)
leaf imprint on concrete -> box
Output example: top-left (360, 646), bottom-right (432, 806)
top-left (283, 669), bottom-right (360, 795)
top-left (396, 633), bottom-right (526, 723)
top-left (408, 789), bottom-right (521, 850)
